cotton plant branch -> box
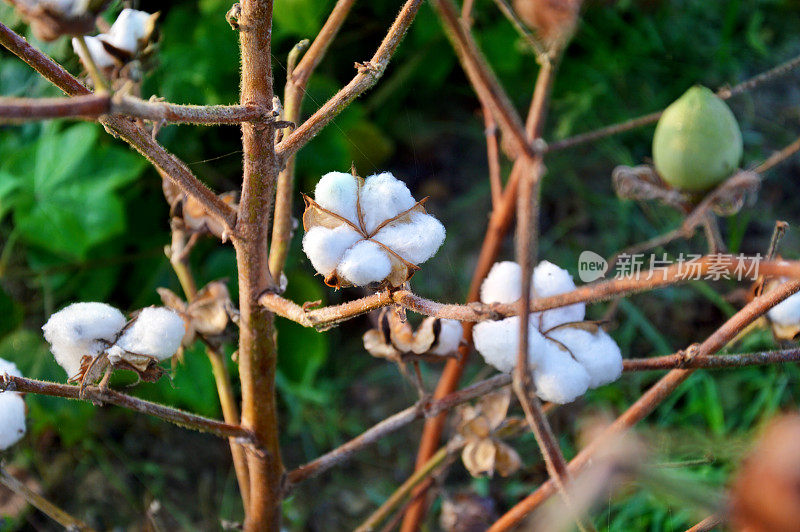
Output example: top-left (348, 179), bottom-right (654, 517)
top-left (545, 52), bottom-right (800, 153)
top-left (233, 0), bottom-right (284, 529)
top-left (685, 514), bottom-right (724, 532)
top-left (166, 229), bottom-right (251, 513)
top-left (622, 347), bottom-right (800, 371)
top-left (274, 0), bottom-right (424, 160)
top-left (0, 22), bottom-right (238, 234)
top-left (0, 374), bottom-right (254, 441)
top-left (487, 279), bottom-right (800, 531)
top-left (260, 258), bottom-right (800, 328)
top-left (283, 373), bottom-right (512, 488)
top-left (0, 465), bottom-right (97, 532)
top-left (0, 93), bottom-right (277, 124)
top-left (269, 0), bottom-right (357, 279)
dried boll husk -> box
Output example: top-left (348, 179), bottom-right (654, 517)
top-left (513, 0), bottom-right (581, 49)
top-left (362, 308), bottom-right (462, 363)
top-left (7, 0), bottom-right (111, 41)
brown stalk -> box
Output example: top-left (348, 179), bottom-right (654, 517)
top-left (0, 93), bottom-right (275, 124)
top-left (269, 0), bottom-right (357, 279)
top-left (1, 374), bottom-right (253, 440)
top-left (275, 0), bottom-right (424, 160)
top-left (233, 0), bottom-right (283, 529)
top-left (0, 22), bottom-right (238, 234)
top-left (622, 348), bottom-right (800, 371)
top-left (482, 105), bottom-right (503, 209)
top-left (685, 514), bottom-right (724, 532)
top-left (487, 279), bottom-right (800, 531)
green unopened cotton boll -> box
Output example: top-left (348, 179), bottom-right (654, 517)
top-left (653, 86), bottom-right (743, 192)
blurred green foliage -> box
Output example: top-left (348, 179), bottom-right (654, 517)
top-left (1, 0), bottom-right (800, 529)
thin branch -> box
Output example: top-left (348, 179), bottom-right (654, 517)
top-left (0, 465), bottom-right (96, 532)
top-left (490, 0), bottom-right (547, 59)
top-left (355, 446), bottom-right (453, 532)
top-left (0, 93), bottom-right (276, 124)
top-left (0, 22), bottom-right (238, 234)
top-left (752, 135), bottom-right (800, 174)
top-left (546, 52), bottom-right (800, 153)
top-left (269, 0), bottom-right (357, 280)
top-left (284, 373), bottom-right (512, 488)
top-left (0, 374), bottom-right (254, 441)
top-left (275, 0), bottom-right (424, 159)
top-left (487, 279), bottom-right (800, 531)
top-left (482, 105), bottom-right (503, 209)
top-left (431, 0), bottom-right (538, 160)
top-left (685, 514), bottom-right (724, 532)
top-left (622, 348), bottom-right (800, 371)
top-left (260, 258), bottom-right (800, 327)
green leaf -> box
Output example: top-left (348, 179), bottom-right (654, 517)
top-left (276, 271), bottom-right (328, 384)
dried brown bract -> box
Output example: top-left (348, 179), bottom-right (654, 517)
top-left (158, 281), bottom-right (233, 347)
top-left (6, 0), bottom-right (110, 41)
top-left (163, 177), bottom-right (238, 240)
top-left (457, 388), bottom-right (522, 478)
top-left (362, 307), bottom-right (462, 363)
top-left (513, 0), bottom-right (581, 50)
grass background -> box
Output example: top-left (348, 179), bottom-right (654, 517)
top-left (1, 0), bottom-right (800, 529)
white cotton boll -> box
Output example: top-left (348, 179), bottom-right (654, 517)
top-left (103, 8), bottom-right (153, 54)
top-left (42, 302), bottom-right (127, 379)
top-left (113, 307), bottom-right (185, 361)
top-left (480, 262), bottom-right (523, 304)
top-left (473, 316), bottom-right (548, 373)
top-left (302, 225), bottom-right (362, 277)
top-left (373, 212), bottom-right (446, 264)
top-left (533, 260), bottom-right (585, 331)
top-left (533, 340), bottom-right (591, 404)
top-left (430, 319), bottom-right (463, 355)
top-left (314, 171), bottom-right (360, 225)
top-left (359, 172), bottom-right (416, 233)
top-left (547, 327), bottom-right (622, 388)
top-left (474, 318), bottom-right (519, 373)
top-left (337, 240), bottom-right (392, 286)
top-left (72, 36), bottom-right (117, 69)
top-left (0, 392), bottom-right (26, 450)
top-left (0, 358), bottom-right (22, 380)
top-left (768, 291), bottom-right (800, 326)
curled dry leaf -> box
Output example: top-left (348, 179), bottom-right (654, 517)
top-left (362, 308), bottom-right (462, 363)
top-left (158, 281), bottom-right (232, 346)
top-left (457, 388), bottom-right (522, 478)
top-left (302, 171), bottom-right (445, 289)
top-left (7, 0), bottom-right (110, 41)
top-left (163, 178), bottom-right (238, 240)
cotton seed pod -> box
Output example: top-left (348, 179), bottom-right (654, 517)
top-left (653, 86), bottom-right (743, 192)
top-left (302, 171), bottom-right (446, 288)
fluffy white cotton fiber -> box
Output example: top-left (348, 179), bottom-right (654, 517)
top-left (0, 357), bottom-right (25, 450)
top-left (110, 307), bottom-right (185, 362)
top-left (767, 290), bottom-right (800, 327)
top-left (42, 302), bottom-right (127, 379)
top-left (473, 260), bottom-right (623, 403)
top-left (430, 319), bottom-right (463, 355)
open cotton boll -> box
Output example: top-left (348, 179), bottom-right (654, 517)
top-left (72, 35), bottom-right (117, 69)
top-left (430, 319), bottom-right (463, 355)
top-left (473, 316), bottom-right (548, 373)
top-left (480, 262), bottom-right (523, 304)
top-left (533, 260), bottom-right (585, 331)
top-left (103, 8), bottom-right (153, 54)
top-left (112, 307), bottom-right (185, 361)
top-left (42, 302), bottom-right (127, 379)
top-left (315, 171), bottom-right (360, 224)
top-left (337, 240), bottom-right (392, 286)
top-left (0, 358), bottom-right (22, 380)
top-left (359, 172), bottom-right (416, 233)
top-left (767, 290), bottom-right (800, 327)
top-left (547, 327), bottom-right (622, 388)
top-left (0, 392), bottom-right (26, 450)
top-left (533, 341), bottom-right (591, 404)
top-left (303, 225), bottom-right (362, 278)
top-left (373, 212), bottom-right (446, 265)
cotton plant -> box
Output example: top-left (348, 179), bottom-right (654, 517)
top-left (0, 358), bottom-right (26, 451)
top-left (473, 261), bottom-right (623, 404)
top-left (71, 8), bottom-right (159, 71)
top-left (7, 0), bottom-right (110, 41)
top-left (302, 171), bottom-right (446, 288)
top-left (42, 302), bottom-right (185, 385)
